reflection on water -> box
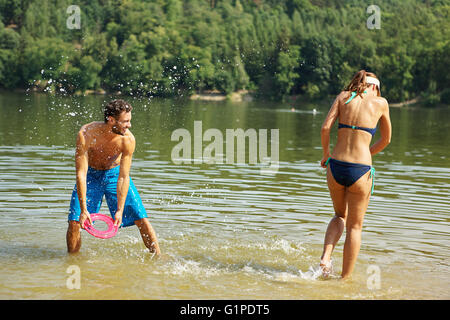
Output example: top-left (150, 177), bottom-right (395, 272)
top-left (0, 92), bottom-right (449, 299)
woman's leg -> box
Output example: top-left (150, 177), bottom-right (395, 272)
top-left (341, 171), bottom-right (372, 279)
top-left (320, 167), bottom-right (348, 265)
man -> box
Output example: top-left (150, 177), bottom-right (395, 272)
top-left (66, 99), bottom-right (160, 256)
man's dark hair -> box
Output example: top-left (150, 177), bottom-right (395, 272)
top-left (103, 99), bottom-right (133, 123)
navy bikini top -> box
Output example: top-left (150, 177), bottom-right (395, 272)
top-left (338, 123), bottom-right (377, 136)
top-left (339, 91), bottom-right (377, 136)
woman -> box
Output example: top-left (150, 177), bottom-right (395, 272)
top-left (319, 70), bottom-right (392, 279)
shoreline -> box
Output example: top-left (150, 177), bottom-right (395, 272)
top-left (189, 90), bottom-right (254, 102)
top-left (1, 87), bottom-right (429, 106)
top-left (390, 97), bottom-right (421, 107)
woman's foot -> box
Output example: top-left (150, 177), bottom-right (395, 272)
top-left (319, 259), bottom-right (333, 278)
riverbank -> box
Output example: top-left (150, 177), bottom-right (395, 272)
top-left (390, 97), bottom-right (421, 107)
top-left (189, 90), bottom-right (254, 102)
top-left (3, 86), bottom-right (443, 108)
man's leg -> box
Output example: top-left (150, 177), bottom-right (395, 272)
top-left (66, 221), bottom-right (81, 253)
top-left (135, 218), bottom-right (161, 256)
top-left (104, 174), bottom-right (161, 255)
top-left (66, 173), bottom-right (104, 253)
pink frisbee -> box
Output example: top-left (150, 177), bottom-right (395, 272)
top-left (83, 213), bottom-right (118, 239)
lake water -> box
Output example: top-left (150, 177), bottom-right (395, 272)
top-left (0, 91), bottom-right (449, 299)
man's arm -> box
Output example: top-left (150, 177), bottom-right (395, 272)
top-left (75, 127), bottom-right (91, 228)
top-left (114, 134), bottom-right (136, 227)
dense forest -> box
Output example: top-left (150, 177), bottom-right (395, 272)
top-left (0, 0), bottom-right (449, 104)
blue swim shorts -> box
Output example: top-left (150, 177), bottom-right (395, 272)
top-left (68, 166), bottom-right (148, 227)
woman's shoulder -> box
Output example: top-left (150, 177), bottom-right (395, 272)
top-left (369, 95), bottom-right (389, 107)
top-left (338, 90), bottom-right (351, 96)
top-left (336, 90), bottom-right (352, 101)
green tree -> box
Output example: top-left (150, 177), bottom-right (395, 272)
top-left (0, 0), bottom-right (447, 103)
top-left (21, 37), bottom-right (73, 88)
top-left (274, 45), bottom-right (301, 99)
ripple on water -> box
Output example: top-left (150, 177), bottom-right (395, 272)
top-left (0, 144), bottom-right (449, 299)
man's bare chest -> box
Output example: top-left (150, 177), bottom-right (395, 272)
top-left (87, 137), bottom-right (122, 160)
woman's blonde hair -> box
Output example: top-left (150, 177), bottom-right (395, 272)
top-left (345, 70), bottom-right (381, 97)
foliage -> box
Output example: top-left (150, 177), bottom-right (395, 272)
top-left (0, 0), bottom-right (449, 103)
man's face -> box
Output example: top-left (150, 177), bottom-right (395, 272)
top-left (110, 111), bottom-right (131, 135)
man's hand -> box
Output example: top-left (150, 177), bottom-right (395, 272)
top-left (79, 210), bottom-right (92, 229)
top-left (114, 210), bottom-right (123, 227)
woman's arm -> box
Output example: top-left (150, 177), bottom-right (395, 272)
top-left (320, 93), bottom-right (342, 167)
top-left (370, 99), bottom-right (392, 156)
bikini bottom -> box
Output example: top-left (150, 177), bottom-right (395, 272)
top-left (326, 158), bottom-right (375, 194)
